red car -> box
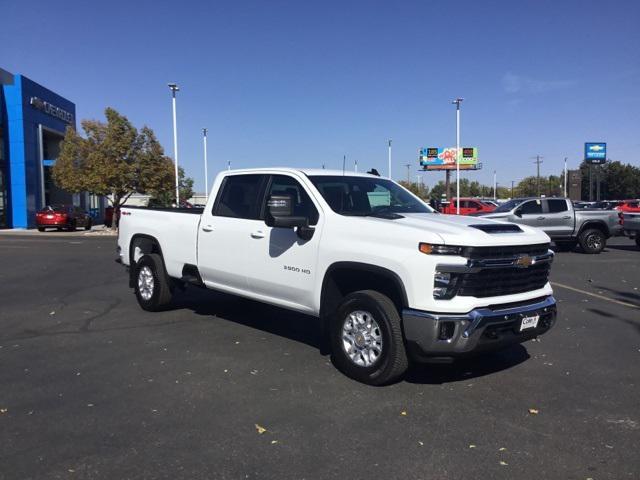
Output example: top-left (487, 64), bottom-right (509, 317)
top-left (36, 205), bottom-right (93, 232)
top-left (615, 200), bottom-right (640, 213)
top-left (440, 198), bottom-right (496, 215)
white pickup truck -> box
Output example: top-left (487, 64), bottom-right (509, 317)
top-left (117, 168), bottom-right (557, 385)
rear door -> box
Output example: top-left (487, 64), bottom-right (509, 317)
top-left (244, 174), bottom-right (323, 311)
top-left (197, 173), bottom-right (268, 293)
top-left (542, 199), bottom-right (574, 238)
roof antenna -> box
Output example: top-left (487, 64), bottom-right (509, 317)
top-left (342, 155), bottom-right (346, 175)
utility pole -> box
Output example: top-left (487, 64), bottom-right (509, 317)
top-left (354, 158), bottom-right (358, 172)
top-left (563, 157), bottom-right (568, 197)
top-left (405, 164), bottom-right (411, 184)
top-left (532, 155), bottom-right (544, 197)
top-left (452, 98), bottom-right (463, 214)
top-left (342, 155), bottom-right (346, 175)
top-left (511, 180), bottom-right (515, 198)
top-left (202, 128), bottom-right (208, 202)
top-left (388, 139), bottom-right (392, 179)
top-left (168, 83), bottom-right (180, 205)
top-left (493, 170), bottom-right (497, 200)
top-left (227, 160), bottom-right (231, 171)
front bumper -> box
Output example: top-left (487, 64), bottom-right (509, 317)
top-left (402, 295), bottom-right (556, 361)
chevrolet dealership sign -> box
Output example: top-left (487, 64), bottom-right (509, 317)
top-left (585, 142), bottom-right (606, 165)
top-left (30, 97), bottom-right (74, 124)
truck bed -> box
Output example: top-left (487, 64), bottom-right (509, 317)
top-left (118, 206), bottom-right (202, 278)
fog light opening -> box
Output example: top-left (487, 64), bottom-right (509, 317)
top-left (438, 321), bottom-right (456, 341)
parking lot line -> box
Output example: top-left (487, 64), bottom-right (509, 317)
top-left (551, 282), bottom-right (640, 310)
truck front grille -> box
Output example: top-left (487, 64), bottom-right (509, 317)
top-left (462, 243), bottom-right (550, 260)
top-left (457, 262), bottom-right (551, 297)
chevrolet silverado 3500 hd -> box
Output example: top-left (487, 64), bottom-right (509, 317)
top-left (117, 168), bottom-right (557, 385)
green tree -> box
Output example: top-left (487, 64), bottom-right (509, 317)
top-left (398, 180), bottom-right (429, 200)
top-left (54, 108), bottom-right (176, 212)
top-left (148, 167), bottom-right (195, 207)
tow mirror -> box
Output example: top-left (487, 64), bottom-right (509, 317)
top-left (265, 194), bottom-right (315, 240)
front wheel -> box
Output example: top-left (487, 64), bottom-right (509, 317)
top-left (84, 219), bottom-right (92, 231)
top-left (579, 228), bottom-right (606, 254)
top-left (37, 227), bottom-right (45, 232)
top-left (330, 290), bottom-right (408, 385)
top-left (635, 236), bottom-right (640, 249)
top-left (134, 254), bottom-right (174, 311)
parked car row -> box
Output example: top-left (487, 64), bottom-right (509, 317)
top-left (36, 205), bottom-right (93, 232)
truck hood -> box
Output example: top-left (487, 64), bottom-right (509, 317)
top-left (396, 213), bottom-right (550, 246)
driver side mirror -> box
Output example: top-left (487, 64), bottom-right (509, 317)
top-left (514, 209), bottom-right (522, 217)
top-left (265, 195), bottom-right (315, 240)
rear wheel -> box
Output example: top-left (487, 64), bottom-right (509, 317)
top-left (84, 219), bottom-right (92, 231)
top-left (37, 227), bottom-right (45, 232)
top-left (67, 220), bottom-right (77, 232)
top-left (134, 254), bottom-right (174, 311)
top-left (579, 228), bottom-right (606, 254)
top-left (330, 290), bottom-right (408, 385)
top-left (635, 236), bottom-right (640, 249)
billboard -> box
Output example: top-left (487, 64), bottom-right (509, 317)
top-left (585, 142), bottom-right (606, 164)
top-left (419, 147), bottom-right (479, 171)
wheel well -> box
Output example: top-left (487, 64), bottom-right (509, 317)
top-left (579, 221), bottom-right (609, 238)
top-left (319, 263), bottom-right (408, 319)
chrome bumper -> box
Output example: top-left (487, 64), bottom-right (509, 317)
top-left (402, 295), bottom-right (557, 360)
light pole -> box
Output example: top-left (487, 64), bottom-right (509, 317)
top-left (532, 155), bottom-right (544, 197)
top-left (388, 139), bottom-right (392, 179)
top-left (452, 98), bottom-right (463, 214)
top-left (168, 83), bottom-right (180, 205)
top-left (202, 128), bottom-right (209, 201)
top-left (493, 170), bottom-right (497, 200)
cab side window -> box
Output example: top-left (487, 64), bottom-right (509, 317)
top-left (267, 175), bottom-right (319, 225)
top-left (213, 174), bottom-right (264, 219)
top-left (519, 200), bottom-right (543, 215)
top-left (547, 199), bottom-right (568, 213)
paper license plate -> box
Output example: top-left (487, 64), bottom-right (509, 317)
top-left (520, 314), bottom-right (540, 331)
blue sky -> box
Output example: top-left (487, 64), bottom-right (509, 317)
top-left (2, 0), bottom-right (639, 193)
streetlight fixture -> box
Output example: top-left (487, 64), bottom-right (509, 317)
top-left (202, 128), bottom-right (209, 201)
top-left (168, 83), bottom-right (180, 205)
top-left (452, 98), bottom-right (463, 214)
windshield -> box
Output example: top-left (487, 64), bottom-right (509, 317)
top-left (308, 175), bottom-right (434, 216)
top-left (493, 198), bottom-right (526, 213)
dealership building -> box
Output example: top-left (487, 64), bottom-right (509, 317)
top-left (0, 68), bottom-right (104, 229)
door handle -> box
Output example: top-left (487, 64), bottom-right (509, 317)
top-left (562, 216), bottom-right (571, 219)
top-left (202, 224), bottom-right (214, 232)
top-left (537, 216), bottom-right (545, 220)
top-left (250, 230), bottom-right (265, 239)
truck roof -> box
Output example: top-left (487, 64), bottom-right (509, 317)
top-left (223, 167), bottom-right (380, 178)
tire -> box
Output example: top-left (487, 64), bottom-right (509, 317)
top-left (134, 253), bottom-right (173, 311)
top-left (37, 227), bottom-right (45, 232)
top-left (67, 220), bottom-right (77, 232)
top-left (635, 236), bottom-right (640, 249)
top-left (330, 290), bottom-right (408, 385)
top-left (84, 219), bottom-right (92, 231)
top-left (579, 228), bottom-right (606, 254)
top-left (555, 240), bottom-right (577, 252)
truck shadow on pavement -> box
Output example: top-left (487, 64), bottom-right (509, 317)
top-left (172, 286), bottom-right (532, 385)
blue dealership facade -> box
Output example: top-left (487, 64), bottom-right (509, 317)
top-left (0, 68), bottom-right (104, 228)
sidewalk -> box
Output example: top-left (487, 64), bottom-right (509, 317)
top-left (0, 225), bottom-right (117, 237)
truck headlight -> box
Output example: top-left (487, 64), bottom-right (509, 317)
top-left (419, 243), bottom-right (463, 255)
top-left (433, 271), bottom-right (459, 299)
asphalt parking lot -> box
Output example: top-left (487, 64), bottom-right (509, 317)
top-left (0, 235), bottom-right (638, 480)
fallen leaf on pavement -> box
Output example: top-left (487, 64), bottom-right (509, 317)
top-left (0, 408), bottom-right (7, 414)
top-left (499, 461), bottom-right (508, 466)
top-left (255, 424), bottom-right (267, 434)
top-left (499, 447), bottom-right (506, 451)
top-left (469, 444), bottom-right (476, 449)
top-left (400, 411), bottom-right (407, 416)
top-left (528, 408), bottom-right (540, 415)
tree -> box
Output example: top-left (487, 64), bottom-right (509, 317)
top-left (54, 107), bottom-right (175, 213)
top-left (398, 180), bottom-right (429, 200)
top-left (148, 167), bottom-right (195, 207)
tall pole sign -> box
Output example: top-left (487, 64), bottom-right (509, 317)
top-left (585, 142), bottom-right (606, 201)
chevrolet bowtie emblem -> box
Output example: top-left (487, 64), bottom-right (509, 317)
top-left (515, 255), bottom-right (534, 268)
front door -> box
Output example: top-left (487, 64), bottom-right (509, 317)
top-left (245, 174), bottom-right (323, 312)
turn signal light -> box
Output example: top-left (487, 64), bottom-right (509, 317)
top-left (419, 243), bottom-right (462, 255)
